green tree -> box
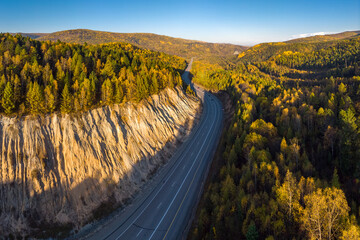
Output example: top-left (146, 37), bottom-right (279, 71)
top-left (44, 85), bottom-right (56, 113)
top-left (1, 81), bottom-right (15, 114)
top-left (27, 82), bottom-right (45, 114)
top-left (101, 78), bottom-right (114, 104)
top-left (60, 84), bottom-right (73, 113)
top-left (246, 222), bottom-right (259, 240)
top-left (331, 168), bottom-right (340, 188)
top-left (114, 83), bottom-right (124, 104)
top-left (339, 108), bottom-right (359, 174)
top-left (13, 74), bottom-right (21, 107)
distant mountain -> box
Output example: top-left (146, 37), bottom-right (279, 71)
top-left (237, 30), bottom-right (360, 63)
top-left (286, 31), bottom-right (360, 43)
top-left (35, 29), bottom-right (247, 61)
top-left (10, 32), bottom-right (48, 39)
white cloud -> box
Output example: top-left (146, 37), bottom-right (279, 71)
top-left (289, 31), bottom-right (334, 40)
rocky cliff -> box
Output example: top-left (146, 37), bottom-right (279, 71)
top-left (0, 87), bottom-right (201, 237)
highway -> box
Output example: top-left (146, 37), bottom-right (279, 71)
top-left (86, 58), bottom-right (223, 240)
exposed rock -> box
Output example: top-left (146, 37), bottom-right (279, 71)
top-left (0, 87), bottom-right (201, 237)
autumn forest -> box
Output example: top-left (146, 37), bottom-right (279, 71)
top-left (0, 33), bottom-right (185, 115)
top-left (1, 29), bottom-right (360, 240)
top-left (189, 34), bottom-right (360, 239)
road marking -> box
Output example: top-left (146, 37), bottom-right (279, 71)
top-left (162, 102), bottom-right (220, 240)
top-left (148, 100), bottom-right (219, 240)
top-left (157, 202), bottom-right (163, 209)
top-left (112, 97), bottom-right (212, 240)
top-left (171, 181), bottom-right (176, 187)
top-left (136, 229), bottom-right (143, 237)
top-left (190, 152), bottom-right (194, 157)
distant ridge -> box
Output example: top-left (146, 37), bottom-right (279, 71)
top-left (32, 29), bottom-right (248, 60)
top-left (286, 30), bottom-right (360, 43)
top-left (9, 32), bottom-right (48, 39)
top-left (237, 30), bottom-right (360, 63)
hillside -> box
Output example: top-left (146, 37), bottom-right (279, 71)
top-left (189, 34), bottom-right (360, 240)
top-left (36, 29), bottom-right (247, 61)
top-left (10, 33), bottom-right (48, 39)
top-left (237, 30), bottom-right (360, 63)
top-left (286, 31), bottom-right (360, 43)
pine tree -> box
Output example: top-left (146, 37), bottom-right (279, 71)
top-left (114, 83), bottom-right (124, 104)
top-left (0, 75), bottom-right (6, 99)
top-left (101, 78), bottom-right (113, 104)
top-left (60, 84), bottom-right (73, 113)
top-left (1, 81), bottom-right (15, 114)
top-left (13, 74), bottom-right (21, 107)
top-left (331, 168), bottom-right (340, 188)
top-left (246, 222), bottom-right (259, 240)
top-left (44, 85), bottom-right (56, 113)
top-left (27, 82), bottom-right (45, 114)
top-left (151, 74), bottom-right (159, 94)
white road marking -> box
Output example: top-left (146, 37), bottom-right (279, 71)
top-left (148, 101), bottom-right (218, 240)
top-left (112, 87), bottom-right (218, 240)
top-left (157, 202), bottom-right (163, 209)
top-left (114, 111), bottom-right (211, 240)
top-left (136, 229), bottom-right (143, 237)
top-left (171, 181), bottom-right (176, 187)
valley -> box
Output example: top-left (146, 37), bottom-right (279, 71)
top-left (1, 22), bottom-right (360, 240)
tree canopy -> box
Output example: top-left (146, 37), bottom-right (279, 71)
top-left (0, 33), bottom-right (186, 115)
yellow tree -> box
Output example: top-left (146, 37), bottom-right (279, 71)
top-left (340, 224), bottom-right (360, 240)
top-left (276, 170), bottom-right (300, 218)
top-left (301, 187), bottom-right (349, 240)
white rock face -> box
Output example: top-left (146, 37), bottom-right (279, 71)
top-left (0, 87), bottom-right (200, 236)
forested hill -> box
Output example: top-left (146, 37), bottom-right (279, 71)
top-left (286, 31), bottom-right (360, 44)
top-left (0, 33), bottom-right (186, 116)
top-left (10, 33), bottom-right (48, 39)
top-left (189, 34), bottom-right (360, 239)
top-left (34, 29), bottom-right (247, 61)
top-left (237, 31), bottom-right (360, 63)
top-left (238, 37), bottom-right (360, 79)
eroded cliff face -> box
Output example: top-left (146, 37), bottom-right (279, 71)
top-left (0, 87), bottom-right (201, 237)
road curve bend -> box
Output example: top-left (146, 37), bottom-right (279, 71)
top-left (85, 59), bottom-right (223, 240)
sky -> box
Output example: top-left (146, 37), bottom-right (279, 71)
top-left (1, 0), bottom-right (359, 45)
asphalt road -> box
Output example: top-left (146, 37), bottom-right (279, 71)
top-left (86, 59), bottom-right (223, 240)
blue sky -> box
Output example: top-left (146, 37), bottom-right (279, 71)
top-left (1, 0), bottom-right (359, 45)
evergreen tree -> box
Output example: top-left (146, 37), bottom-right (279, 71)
top-left (27, 82), bottom-right (45, 114)
top-left (0, 75), bottom-right (7, 99)
top-left (246, 222), bottom-right (259, 240)
top-left (13, 74), bottom-right (21, 107)
top-left (114, 83), bottom-right (124, 104)
top-left (60, 84), bottom-right (73, 113)
top-left (101, 78), bottom-right (113, 104)
top-left (1, 81), bottom-right (15, 114)
top-left (331, 168), bottom-right (341, 188)
top-left (151, 74), bottom-right (159, 94)
top-left (44, 85), bottom-right (56, 113)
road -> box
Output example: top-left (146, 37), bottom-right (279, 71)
top-left (86, 58), bottom-right (223, 240)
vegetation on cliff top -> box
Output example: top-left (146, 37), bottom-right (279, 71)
top-left (0, 33), bottom-right (186, 116)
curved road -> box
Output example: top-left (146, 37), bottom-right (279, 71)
top-left (86, 59), bottom-right (223, 240)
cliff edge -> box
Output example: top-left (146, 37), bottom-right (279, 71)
top-left (0, 87), bottom-right (201, 237)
